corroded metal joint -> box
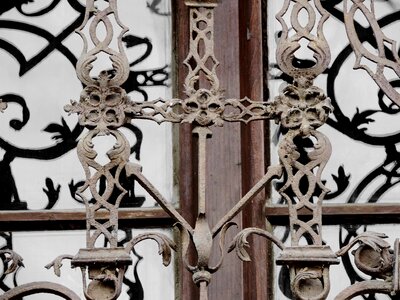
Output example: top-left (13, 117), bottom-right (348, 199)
top-left (277, 246), bottom-right (339, 300)
top-left (71, 248), bottom-right (132, 300)
top-left (71, 248), bottom-right (132, 269)
top-left (353, 244), bottom-right (394, 280)
top-left (192, 270), bottom-right (212, 286)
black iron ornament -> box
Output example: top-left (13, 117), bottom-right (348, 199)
top-left (0, 1), bottom-right (171, 299)
top-left (0, 0), bottom-right (171, 212)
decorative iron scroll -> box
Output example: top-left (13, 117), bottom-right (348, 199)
top-left (324, 0), bottom-right (400, 210)
top-left (1, 1), bottom-right (171, 299)
top-left (344, 0), bottom-right (400, 107)
top-left (272, 1), bottom-right (400, 299)
top-left (129, 0), bottom-right (338, 299)
top-left (268, 1), bottom-right (400, 298)
top-left (63, 1), bottom-right (174, 299)
top-left (66, 0), bottom-right (338, 298)
top-left (0, 0), bottom-right (170, 212)
top-left (334, 1), bottom-right (400, 298)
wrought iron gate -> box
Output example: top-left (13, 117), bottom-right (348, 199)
top-left (1, 0), bottom-right (400, 299)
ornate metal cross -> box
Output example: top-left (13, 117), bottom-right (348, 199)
top-left (64, 0), bottom-right (339, 298)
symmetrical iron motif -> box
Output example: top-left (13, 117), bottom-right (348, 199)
top-left (268, 1), bottom-right (340, 299)
top-left (270, 1), bottom-right (400, 298)
top-left (62, 1), bottom-right (174, 299)
top-left (2, 0), bottom-right (400, 299)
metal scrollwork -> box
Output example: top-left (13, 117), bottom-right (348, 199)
top-left (276, 0), bottom-right (331, 80)
top-left (60, 1), bottom-right (176, 299)
top-left (65, 0), bottom-right (136, 249)
top-left (0, 250), bottom-right (24, 277)
top-left (124, 2), bottom-right (279, 299)
top-left (266, 1), bottom-right (339, 299)
top-left (75, 0), bottom-right (129, 88)
top-left (184, 4), bottom-right (219, 97)
top-left (0, 0), bottom-right (170, 212)
top-left (335, 232), bottom-right (396, 299)
top-left (0, 282), bottom-right (81, 300)
top-left (273, 82), bottom-right (333, 136)
top-left (344, 0), bottom-right (400, 107)
top-left (269, 1), bottom-right (400, 298)
top-left (3, 1), bottom-right (175, 299)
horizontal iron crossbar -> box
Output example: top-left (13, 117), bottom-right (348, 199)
top-left (265, 204), bottom-right (400, 226)
top-left (0, 209), bottom-right (175, 231)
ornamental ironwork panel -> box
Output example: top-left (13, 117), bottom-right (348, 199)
top-left (269, 0), bottom-right (400, 207)
top-left (2, 0), bottom-right (400, 300)
top-left (0, 0), bottom-right (173, 211)
top-left (267, 0), bottom-right (400, 299)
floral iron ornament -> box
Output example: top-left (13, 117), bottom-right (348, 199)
top-left (66, 72), bottom-right (131, 132)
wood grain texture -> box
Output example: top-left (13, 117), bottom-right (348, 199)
top-left (206, 0), bottom-right (243, 299)
top-left (175, 0), bottom-right (201, 299)
top-left (0, 209), bottom-right (174, 231)
top-left (238, 0), bottom-right (270, 299)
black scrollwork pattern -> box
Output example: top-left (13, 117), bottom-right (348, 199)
top-left (0, 1), bottom-right (170, 211)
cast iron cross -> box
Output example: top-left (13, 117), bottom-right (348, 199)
top-left (63, 0), bottom-right (337, 299)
